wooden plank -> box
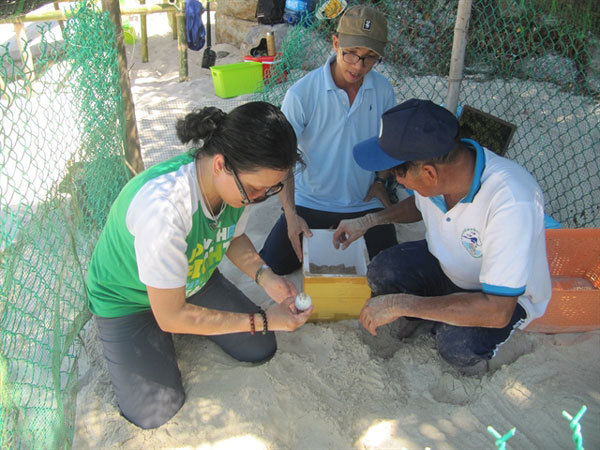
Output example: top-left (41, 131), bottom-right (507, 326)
top-left (0, 4), bottom-right (177, 24)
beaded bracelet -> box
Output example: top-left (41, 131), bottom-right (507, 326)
top-left (249, 312), bottom-right (255, 335)
top-left (257, 308), bottom-right (268, 335)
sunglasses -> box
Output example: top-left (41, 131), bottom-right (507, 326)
top-left (230, 165), bottom-right (285, 205)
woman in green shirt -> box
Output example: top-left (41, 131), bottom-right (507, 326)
top-left (86, 102), bottom-right (312, 429)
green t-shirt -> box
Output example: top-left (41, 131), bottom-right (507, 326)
top-left (86, 153), bottom-right (245, 318)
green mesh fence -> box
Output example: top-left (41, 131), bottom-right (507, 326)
top-left (0, 1), bottom-right (56, 19)
top-left (257, 0), bottom-right (600, 228)
top-left (0, 0), bottom-right (599, 448)
top-left (1, 1), bottom-right (130, 447)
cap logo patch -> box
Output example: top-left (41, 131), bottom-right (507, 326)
top-left (363, 19), bottom-right (372, 31)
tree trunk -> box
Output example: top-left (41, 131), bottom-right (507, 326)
top-left (101, 0), bottom-right (144, 175)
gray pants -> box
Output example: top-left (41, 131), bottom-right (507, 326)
top-left (95, 269), bottom-right (276, 429)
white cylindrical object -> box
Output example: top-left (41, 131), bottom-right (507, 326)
top-left (295, 292), bottom-right (312, 311)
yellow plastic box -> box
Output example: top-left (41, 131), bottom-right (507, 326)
top-left (210, 62), bottom-right (263, 98)
top-left (302, 229), bottom-right (371, 322)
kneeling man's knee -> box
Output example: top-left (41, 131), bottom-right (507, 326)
top-left (434, 324), bottom-right (491, 368)
top-left (367, 248), bottom-right (402, 295)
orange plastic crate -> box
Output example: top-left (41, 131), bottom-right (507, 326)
top-left (525, 228), bottom-right (600, 333)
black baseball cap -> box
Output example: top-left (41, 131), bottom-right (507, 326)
top-left (353, 99), bottom-right (459, 171)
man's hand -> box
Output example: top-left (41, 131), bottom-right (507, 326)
top-left (286, 212), bottom-right (312, 262)
top-left (360, 294), bottom-right (402, 336)
top-left (364, 181), bottom-right (392, 208)
top-left (332, 214), bottom-right (375, 250)
top-left (259, 269), bottom-right (299, 304)
top-left (266, 297), bottom-right (314, 332)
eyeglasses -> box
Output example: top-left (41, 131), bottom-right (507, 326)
top-left (342, 51), bottom-right (381, 67)
top-left (392, 163), bottom-right (411, 178)
top-left (230, 166), bottom-right (284, 205)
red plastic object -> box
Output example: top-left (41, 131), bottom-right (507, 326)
top-left (243, 55), bottom-right (287, 83)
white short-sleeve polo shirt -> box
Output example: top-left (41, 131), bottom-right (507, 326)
top-left (415, 140), bottom-right (552, 328)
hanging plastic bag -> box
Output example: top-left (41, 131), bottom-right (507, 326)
top-left (186, 0), bottom-right (206, 51)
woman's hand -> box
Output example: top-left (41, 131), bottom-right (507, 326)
top-left (285, 212), bottom-right (312, 262)
top-left (360, 294), bottom-right (401, 336)
top-left (266, 297), bottom-right (313, 332)
top-left (260, 269), bottom-right (299, 304)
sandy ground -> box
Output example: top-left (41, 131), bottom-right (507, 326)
top-left (41, 7), bottom-right (600, 450)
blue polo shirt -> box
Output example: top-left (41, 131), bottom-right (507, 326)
top-left (282, 54), bottom-right (397, 212)
top-left (416, 140), bottom-right (552, 328)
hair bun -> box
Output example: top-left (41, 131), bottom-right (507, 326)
top-left (176, 106), bottom-right (227, 145)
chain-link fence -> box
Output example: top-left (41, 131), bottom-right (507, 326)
top-left (0, 1), bottom-right (56, 18)
top-left (0, 0), bottom-right (598, 448)
top-left (258, 0), bottom-right (600, 228)
top-left (1, 1), bottom-right (130, 447)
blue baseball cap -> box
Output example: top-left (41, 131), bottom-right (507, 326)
top-left (353, 99), bottom-right (458, 171)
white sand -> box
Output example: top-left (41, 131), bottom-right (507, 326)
top-left (73, 10), bottom-right (600, 449)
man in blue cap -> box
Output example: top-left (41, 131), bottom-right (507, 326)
top-left (333, 99), bottom-right (552, 373)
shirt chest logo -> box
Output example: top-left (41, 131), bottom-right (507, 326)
top-left (461, 228), bottom-right (482, 258)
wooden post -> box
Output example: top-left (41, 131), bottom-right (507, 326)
top-left (13, 22), bottom-right (35, 87)
top-left (140, 0), bottom-right (148, 62)
top-left (53, 1), bottom-right (65, 32)
top-left (445, 0), bottom-right (472, 116)
top-left (101, 0), bottom-right (144, 174)
top-left (165, 0), bottom-right (178, 40)
top-left (176, 0), bottom-right (188, 82)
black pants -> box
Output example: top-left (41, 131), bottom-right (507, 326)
top-left (95, 269), bottom-right (276, 429)
top-left (259, 206), bottom-right (398, 275)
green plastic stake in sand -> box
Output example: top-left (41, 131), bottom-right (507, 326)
top-left (562, 405), bottom-right (587, 450)
top-left (487, 426), bottom-right (516, 449)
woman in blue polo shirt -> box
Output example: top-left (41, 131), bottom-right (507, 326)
top-left (86, 102), bottom-right (313, 429)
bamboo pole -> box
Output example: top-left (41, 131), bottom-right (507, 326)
top-left (165, 0), bottom-right (178, 40)
top-left (176, 0), bottom-right (188, 82)
top-left (101, 0), bottom-right (144, 175)
top-left (445, 0), bottom-right (472, 116)
top-left (53, 1), bottom-right (65, 32)
top-left (13, 22), bottom-right (35, 88)
top-left (0, 4), bottom-right (177, 24)
top-left (140, 0), bottom-right (148, 62)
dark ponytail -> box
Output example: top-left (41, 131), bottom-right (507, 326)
top-left (176, 102), bottom-right (303, 173)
